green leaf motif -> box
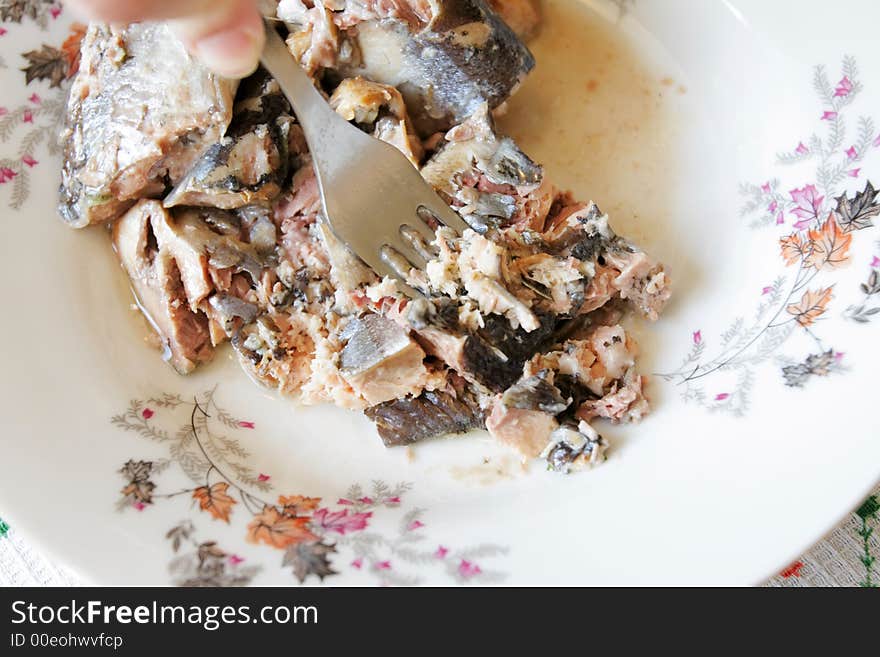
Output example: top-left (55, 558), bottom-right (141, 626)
top-left (856, 495), bottom-right (879, 521)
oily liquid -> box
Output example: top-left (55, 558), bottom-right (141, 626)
top-left (496, 0), bottom-right (682, 248)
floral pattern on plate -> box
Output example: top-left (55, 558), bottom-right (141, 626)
top-left (0, 13), bottom-right (83, 209)
top-left (113, 390), bottom-right (508, 586)
top-left (659, 57), bottom-right (880, 415)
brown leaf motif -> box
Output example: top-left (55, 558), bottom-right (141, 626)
top-left (165, 522), bottom-right (194, 553)
top-left (0, 0), bottom-right (49, 23)
top-left (282, 541), bottom-right (338, 584)
top-left (835, 180), bottom-right (880, 232)
top-left (247, 505), bottom-right (318, 549)
top-left (805, 215), bottom-right (852, 270)
top-left (21, 44), bottom-right (67, 87)
top-left (782, 350), bottom-right (839, 388)
top-left (197, 541), bottom-right (226, 566)
top-left (787, 287), bottom-right (834, 327)
top-left (192, 482), bottom-right (237, 523)
top-left (119, 459), bottom-right (156, 505)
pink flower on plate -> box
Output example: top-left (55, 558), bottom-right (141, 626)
top-left (336, 498), bottom-right (353, 506)
top-left (133, 501), bottom-right (146, 511)
top-left (834, 75), bottom-right (853, 97)
top-left (374, 561), bottom-right (392, 571)
top-left (50, 4), bottom-right (62, 18)
top-left (0, 107), bottom-right (7, 116)
top-left (871, 256), bottom-right (880, 268)
top-left (407, 520), bottom-right (424, 531)
top-left (22, 110), bottom-right (33, 123)
top-left (848, 168), bottom-right (861, 178)
top-left (692, 330), bottom-right (702, 345)
top-left (435, 546), bottom-right (449, 559)
top-left (821, 111), bottom-right (838, 120)
top-left (458, 560), bottom-right (482, 578)
top-left (141, 408), bottom-right (154, 420)
top-left (238, 420), bottom-right (255, 429)
top-left (834, 352), bottom-right (845, 362)
top-left (776, 211), bottom-right (785, 225)
top-left (762, 286), bottom-right (773, 295)
top-left (385, 496), bottom-right (401, 505)
top-left (351, 558), bottom-right (363, 570)
top-left (228, 555), bottom-right (245, 566)
top-left (0, 28), bottom-right (6, 37)
top-left (312, 508), bottom-right (372, 535)
top-left (794, 142), bottom-right (809, 155)
top-left (257, 473), bottom-right (270, 482)
top-left (760, 182), bottom-right (771, 194)
top-left (715, 393), bottom-right (730, 402)
top-left (0, 167), bottom-right (17, 183)
top-left (874, 134), bottom-right (880, 148)
top-left (846, 146), bottom-right (858, 160)
top-left (789, 184), bottom-right (824, 221)
top-left (768, 200), bottom-right (778, 213)
top-left (28, 93), bottom-right (40, 104)
top-left (21, 155), bottom-right (37, 168)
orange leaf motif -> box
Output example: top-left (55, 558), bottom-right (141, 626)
top-left (192, 482), bottom-right (237, 523)
top-left (278, 495), bottom-right (322, 517)
top-left (61, 23), bottom-right (87, 79)
top-left (805, 215), bottom-right (852, 270)
top-left (247, 505), bottom-right (317, 549)
top-left (786, 287), bottom-right (834, 327)
top-left (780, 233), bottom-right (810, 266)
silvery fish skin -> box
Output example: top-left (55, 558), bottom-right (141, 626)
top-left (164, 76), bottom-right (295, 210)
top-left (59, 23), bottom-right (237, 228)
top-left (340, 314), bottom-right (415, 375)
top-left (332, 0), bottom-right (535, 135)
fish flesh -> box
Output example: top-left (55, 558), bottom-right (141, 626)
top-left (60, 4), bottom-right (669, 473)
top-left (278, 0), bottom-right (535, 134)
top-left (59, 23), bottom-right (237, 228)
top-left (164, 75), bottom-right (295, 210)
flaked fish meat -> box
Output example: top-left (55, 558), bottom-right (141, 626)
top-left (60, 3), bottom-right (670, 473)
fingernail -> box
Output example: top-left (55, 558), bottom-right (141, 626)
top-left (193, 24), bottom-right (264, 79)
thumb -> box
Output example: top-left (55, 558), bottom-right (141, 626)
top-left (65, 0), bottom-right (265, 79)
top-left (171, 0), bottom-right (265, 79)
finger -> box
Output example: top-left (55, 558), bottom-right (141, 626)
top-left (67, 0), bottom-right (230, 23)
top-left (67, 0), bottom-right (265, 79)
top-left (171, 0), bottom-right (265, 79)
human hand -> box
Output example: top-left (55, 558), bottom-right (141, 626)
top-left (66, 0), bottom-right (265, 79)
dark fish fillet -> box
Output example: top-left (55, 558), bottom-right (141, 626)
top-left (59, 22), bottom-right (237, 228)
top-left (462, 311), bottom-right (557, 392)
top-left (164, 75), bottom-right (294, 210)
top-left (365, 388), bottom-right (485, 447)
top-left (333, 0), bottom-right (535, 134)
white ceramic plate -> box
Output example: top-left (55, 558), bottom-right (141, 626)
top-left (1, 0), bottom-right (879, 586)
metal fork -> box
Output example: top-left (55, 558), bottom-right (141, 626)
top-left (259, 20), bottom-right (471, 297)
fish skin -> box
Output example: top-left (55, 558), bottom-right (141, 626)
top-left (365, 387), bottom-right (485, 446)
top-left (164, 75), bottom-right (294, 210)
top-left (59, 22), bottom-right (237, 228)
top-left (333, 0), bottom-right (535, 135)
